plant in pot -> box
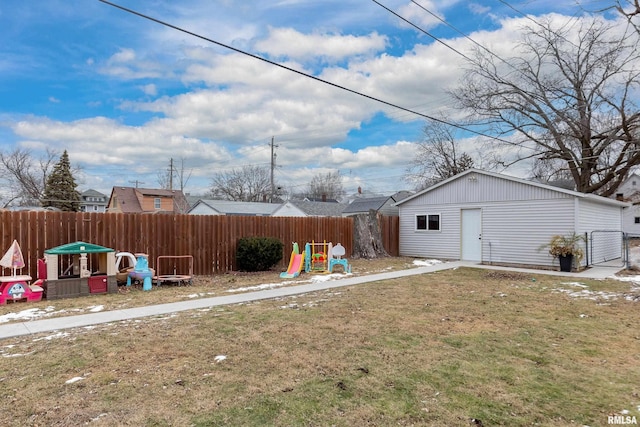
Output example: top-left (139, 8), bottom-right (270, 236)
top-left (543, 233), bottom-right (585, 272)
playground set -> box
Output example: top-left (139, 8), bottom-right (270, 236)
top-left (280, 240), bottom-right (351, 278)
top-left (0, 236), bottom-right (196, 304)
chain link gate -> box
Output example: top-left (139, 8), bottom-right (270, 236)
top-left (625, 234), bottom-right (640, 270)
top-left (589, 230), bottom-right (626, 268)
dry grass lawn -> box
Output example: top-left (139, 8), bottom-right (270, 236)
top-left (0, 258), bottom-right (639, 426)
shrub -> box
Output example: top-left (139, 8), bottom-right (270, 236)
top-left (236, 237), bottom-right (284, 272)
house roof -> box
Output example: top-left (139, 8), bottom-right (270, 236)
top-left (342, 196), bottom-right (392, 214)
top-left (189, 199), bottom-right (281, 216)
top-left (80, 189), bottom-right (107, 198)
top-left (395, 169), bottom-right (630, 208)
top-left (289, 200), bottom-right (348, 216)
top-left (109, 187), bottom-right (142, 212)
top-left (303, 197), bottom-right (340, 203)
top-left (108, 187), bottom-right (189, 213)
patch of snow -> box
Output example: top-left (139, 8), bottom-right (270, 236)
top-left (560, 282), bottom-right (588, 288)
top-left (214, 355), bottom-right (226, 363)
top-left (553, 286), bottom-right (636, 301)
top-left (65, 376), bottom-right (84, 384)
top-left (309, 273), bottom-right (348, 283)
top-left (613, 275), bottom-right (640, 283)
top-left (413, 259), bottom-right (443, 267)
top-left (185, 292), bottom-right (216, 298)
top-left (90, 413), bottom-right (108, 423)
top-left (33, 331), bottom-right (70, 342)
top-left (88, 305), bottom-right (104, 313)
top-left (226, 281), bottom-right (289, 293)
top-left (0, 306), bottom-right (59, 323)
top-left (2, 351), bottom-right (34, 358)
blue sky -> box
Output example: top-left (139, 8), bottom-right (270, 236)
top-left (0, 0), bottom-right (620, 199)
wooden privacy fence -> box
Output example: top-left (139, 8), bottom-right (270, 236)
top-left (0, 211), bottom-right (401, 279)
top-left (379, 214), bottom-right (399, 257)
top-left (0, 211), bottom-right (364, 279)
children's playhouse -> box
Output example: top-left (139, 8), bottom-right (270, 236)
top-left (41, 241), bottom-right (118, 300)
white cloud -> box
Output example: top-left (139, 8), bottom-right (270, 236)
top-left (140, 84), bottom-right (157, 96)
top-left (469, 3), bottom-right (491, 15)
top-left (109, 48), bottom-right (136, 64)
top-left (254, 28), bottom-right (387, 61)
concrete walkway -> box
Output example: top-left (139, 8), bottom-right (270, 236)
top-left (0, 261), bottom-right (621, 340)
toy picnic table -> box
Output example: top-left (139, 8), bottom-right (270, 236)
top-left (0, 275), bottom-right (43, 304)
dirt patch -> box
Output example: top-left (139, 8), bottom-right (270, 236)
top-left (483, 271), bottom-right (531, 281)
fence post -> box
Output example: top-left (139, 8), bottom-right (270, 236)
top-left (585, 231), bottom-right (589, 267)
top-left (625, 232), bottom-right (630, 270)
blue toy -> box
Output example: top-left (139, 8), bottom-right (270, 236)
top-left (127, 254), bottom-right (153, 291)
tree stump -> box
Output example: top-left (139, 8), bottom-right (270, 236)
top-left (352, 209), bottom-right (389, 259)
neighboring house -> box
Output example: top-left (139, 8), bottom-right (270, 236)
top-left (623, 204), bottom-right (640, 236)
top-left (107, 187), bottom-right (189, 214)
top-left (609, 173), bottom-right (640, 235)
top-left (613, 172), bottom-right (640, 202)
top-left (342, 192), bottom-right (410, 217)
top-left (275, 200), bottom-right (348, 217)
top-left (188, 199), bottom-right (348, 217)
top-left (396, 169), bottom-right (629, 270)
top-left (188, 200), bottom-right (281, 216)
top-left (303, 196), bottom-right (340, 203)
top-left (79, 189), bottom-right (108, 213)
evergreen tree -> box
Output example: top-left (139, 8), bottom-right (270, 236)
top-left (42, 150), bottom-right (80, 211)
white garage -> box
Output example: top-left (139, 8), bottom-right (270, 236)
top-left (396, 169), bottom-right (629, 270)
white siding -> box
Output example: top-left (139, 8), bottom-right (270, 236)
top-left (399, 170), bottom-right (628, 269)
top-left (272, 203), bottom-right (306, 217)
top-left (408, 172), bottom-right (569, 206)
top-left (378, 200), bottom-right (399, 216)
top-left (481, 199), bottom-right (575, 267)
top-left (578, 199), bottom-right (623, 264)
top-left (188, 204), bottom-right (222, 215)
top-left (400, 198), bottom-right (576, 267)
top-left (399, 205), bottom-right (461, 259)
top-left (623, 205), bottom-right (640, 235)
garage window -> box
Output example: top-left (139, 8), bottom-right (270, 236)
top-left (635, 217), bottom-right (640, 224)
top-left (416, 214), bottom-right (440, 231)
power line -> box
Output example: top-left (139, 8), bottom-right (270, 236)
top-left (369, 0), bottom-right (473, 62)
top-left (408, 0), bottom-right (514, 68)
top-left (97, 0), bottom-right (517, 146)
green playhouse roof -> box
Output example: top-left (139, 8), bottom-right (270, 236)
top-left (44, 241), bottom-right (114, 255)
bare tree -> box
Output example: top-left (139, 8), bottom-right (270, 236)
top-left (0, 148), bottom-right (58, 207)
top-left (209, 165), bottom-right (280, 202)
top-left (615, 1), bottom-right (640, 34)
top-left (405, 120), bottom-right (476, 189)
top-left (452, 17), bottom-right (640, 196)
top-left (306, 171), bottom-right (345, 200)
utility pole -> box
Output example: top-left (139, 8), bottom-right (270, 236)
top-left (270, 137), bottom-right (277, 203)
top-left (129, 179), bottom-right (144, 188)
top-left (169, 158), bottom-right (174, 191)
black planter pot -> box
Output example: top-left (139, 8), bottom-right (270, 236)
top-left (559, 254), bottom-right (573, 272)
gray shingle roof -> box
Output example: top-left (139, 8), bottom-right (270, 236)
top-left (342, 196), bottom-right (390, 214)
top-left (290, 200), bottom-right (347, 216)
top-left (191, 200), bottom-right (281, 216)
